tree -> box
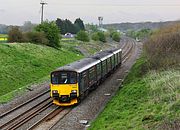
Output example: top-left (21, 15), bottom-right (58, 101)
top-left (8, 26), bottom-right (24, 43)
top-left (85, 23), bottom-right (98, 32)
top-left (91, 32), bottom-right (99, 41)
top-left (35, 21), bottom-right (60, 48)
top-left (112, 32), bottom-right (121, 42)
top-left (56, 18), bottom-right (85, 34)
top-left (74, 18), bottom-right (85, 32)
top-left (56, 18), bottom-right (66, 34)
top-left (64, 19), bottom-right (76, 34)
top-left (23, 31), bottom-right (49, 45)
top-left (20, 21), bottom-right (36, 32)
top-left (76, 30), bottom-right (89, 42)
top-left (97, 31), bottom-right (106, 42)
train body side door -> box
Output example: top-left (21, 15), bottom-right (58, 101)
top-left (88, 66), bottom-right (96, 88)
top-left (96, 63), bottom-right (101, 80)
top-left (101, 60), bottom-right (107, 77)
top-left (107, 57), bottom-right (111, 73)
top-left (79, 71), bottom-right (88, 95)
top-left (112, 55), bottom-right (115, 69)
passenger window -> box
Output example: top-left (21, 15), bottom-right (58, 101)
top-left (70, 73), bottom-right (76, 84)
top-left (60, 73), bottom-right (68, 83)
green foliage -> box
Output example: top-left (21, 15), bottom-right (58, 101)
top-left (56, 18), bottom-right (66, 34)
top-left (76, 30), bottom-right (90, 42)
top-left (127, 28), bottom-right (152, 40)
top-left (0, 34), bottom-right (8, 38)
top-left (20, 21), bottom-right (37, 32)
top-left (85, 23), bottom-right (98, 32)
top-left (112, 32), bottom-right (121, 42)
top-left (91, 32), bottom-right (99, 41)
top-left (89, 57), bottom-right (180, 130)
top-left (97, 31), bottom-right (106, 42)
top-left (8, 27), bottom-right (24, 43)
top-left (56, 18), bottom-right (85, 34)
top-left (23, 31), bottom-right (49, 45)
top-left (35, 21), bottom-right (60, 48)
top-left (0, 43), bottom-right (83, 103)
top-left (91, 31), bottom-right (108, 42)
top-left (74, 18), bottom-right (85, 31)
top-left (144, 24), bottom-right (180, 69)
top-left (107, 27), bottom-right (116, 37)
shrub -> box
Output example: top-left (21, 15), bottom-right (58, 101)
top-left (112, 32), bottom-right (121, 42)
top-left (24, 32), bottom-right (49, 45)
top-left (91, 32), bottom-right (99, 41)
top-left (97, 31), bottom-right (106, 42)
top-left (35, 21), bottom-right (61, 48)
top-left (8, 27), bottom-right (24, 43)
top-left (144, 24), bottom-right (180, 69)
top-left (76, 30), bottom-right (90, 42)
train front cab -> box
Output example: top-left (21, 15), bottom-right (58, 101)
top-left (50, 71), bottom-right (79, 106)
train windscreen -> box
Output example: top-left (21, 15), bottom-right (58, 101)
top-left (51, 71), bottom-right (77, 84)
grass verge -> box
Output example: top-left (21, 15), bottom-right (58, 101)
top-left (89, 57), bottom-right (180, 130)
top-left (0, 43), bottom-right (83, 103)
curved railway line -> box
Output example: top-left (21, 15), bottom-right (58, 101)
top-left (0, 38), bottom-right (136, 130)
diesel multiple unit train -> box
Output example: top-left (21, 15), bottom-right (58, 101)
top-left (50, 48), bottom-right (122, 106)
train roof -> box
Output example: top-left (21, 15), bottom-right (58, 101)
top-left (54, 57), bottom-right (100, 73)
top-left (91, 48), bottom-right (122, 61)
top-left (52, 48), bottom-right (122, 74)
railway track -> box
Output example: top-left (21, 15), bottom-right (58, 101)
top-left (0, 90), bottom-right (52, 130)
top-left (27, 40), bottom-right (135, 130)
top-left (0, 89), bottom-right (50, 118)
top-left (0, 38), bottom-right (135, 130)
top-left (27, 108), bottom-right (72, 130)
top-left (122, 38), bottom-right (136, 62)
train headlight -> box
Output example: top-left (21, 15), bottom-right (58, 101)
top-left (71, 90), bottom-right (77, 93)
top-left (52, 90), bottom-right (58, 93)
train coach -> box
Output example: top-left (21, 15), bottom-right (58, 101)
top-left (50, 48), bottom-right (122, 106)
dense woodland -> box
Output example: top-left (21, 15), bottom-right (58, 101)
top-left (56, 18), bottom-right (85, 34)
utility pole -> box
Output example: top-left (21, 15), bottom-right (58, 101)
top-left (98, 16), bottom-right (103, 28)
top-left (40, 1), bottom-right (47, 23)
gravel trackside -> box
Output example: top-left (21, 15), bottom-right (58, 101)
top-left (51, 41), bottom-right (142, 130)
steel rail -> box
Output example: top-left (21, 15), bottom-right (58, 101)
top-left (0, 89), bottom-right (50, 118)
top-left (0, 97), bottom-right (52, 130)
top-left (27, 107), bottom-right (63, 130)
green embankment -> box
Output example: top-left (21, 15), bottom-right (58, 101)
top-left (0, 43), bottom-right (83, 103)
top-left (89, 57), bottom-right (180, 130)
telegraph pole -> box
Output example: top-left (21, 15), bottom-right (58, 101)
top-left (40, 1), bottom-right (47, 23)
top-left (98, 16), bottom-right (103, 28)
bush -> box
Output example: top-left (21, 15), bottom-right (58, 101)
top-left (127, 29), bottom-right (152, 40)
top-left (144, 24), bottom-right (180, 69)
top-left (35, 21), bottom-right (61, 48)
top-left (97, 31), bottom-right (106, 42)
top-left (112, 32), bottom-right (121, 42)
top-left (76, 30), bottom-right (90, 42)
top-left (8, 27), bottom-right (24, 43)
top-left (24, 32), bottom-right (49, 45)
top-left (91, 32), bottom-right (99, 41)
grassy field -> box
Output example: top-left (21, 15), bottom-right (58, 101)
top-left (89, 57), bottom-right (180, 130)
top-left (0, 34), bottom-right (7, 37)
top-left (0, 43), bottom-right (83, 103)
top-left (0, 34), bottom-right (8, 43)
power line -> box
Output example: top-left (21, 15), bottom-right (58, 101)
top-left (40, 1), bottom-right (47, 23)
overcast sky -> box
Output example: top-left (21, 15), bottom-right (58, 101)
top-left (0, 0), bottom-right (180, 25)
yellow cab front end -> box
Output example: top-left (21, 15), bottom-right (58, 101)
top-left (50, 71), bottom-right (79, 106)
